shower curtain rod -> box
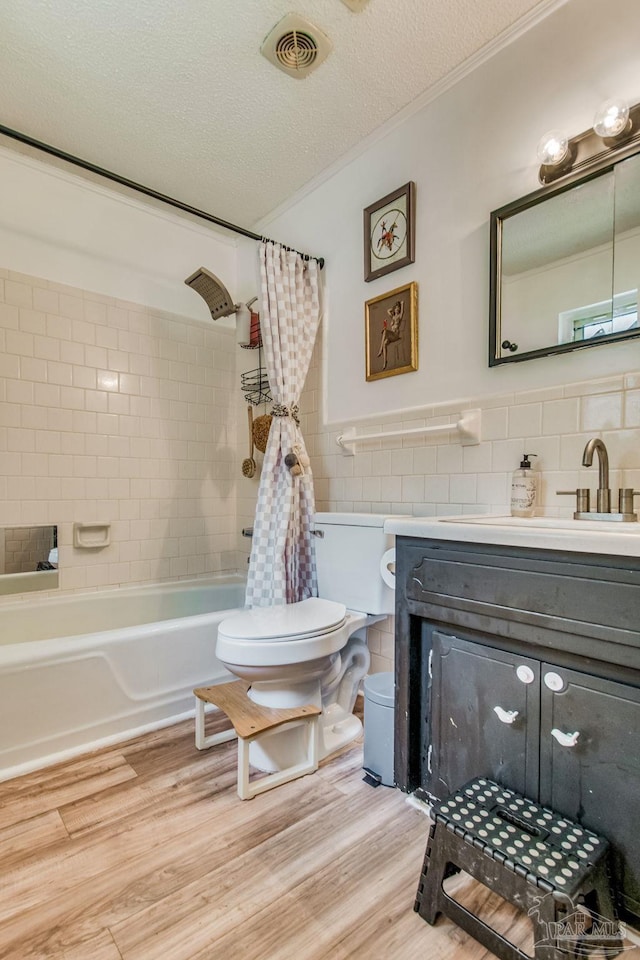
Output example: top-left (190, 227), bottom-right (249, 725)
top-left (0, 123), bottom-right (325, 268)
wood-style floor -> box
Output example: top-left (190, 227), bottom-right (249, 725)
top-left (1, 704), bottom-right (638, 960)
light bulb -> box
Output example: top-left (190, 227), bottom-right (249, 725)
top-left (593, 98), bottom-right (630, 138)
top-left (536, 130), bottom-right (569, 166)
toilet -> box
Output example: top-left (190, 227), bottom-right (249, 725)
top-left (216, 512), bottom-right (398, 774)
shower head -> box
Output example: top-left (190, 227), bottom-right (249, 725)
top-left (184, 267), bottom-right (237, 320)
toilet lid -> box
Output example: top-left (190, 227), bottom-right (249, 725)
top-left (218, 597), bottom-right (347, 642)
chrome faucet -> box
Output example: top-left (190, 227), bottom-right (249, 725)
top-left (582, 437), bottom-right (610, 513)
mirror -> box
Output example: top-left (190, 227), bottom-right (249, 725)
top-left (490, 152), bottom-right (640, 364)
top-left (0, 525), bottom-right (58, 595)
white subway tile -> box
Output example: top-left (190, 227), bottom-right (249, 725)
top-left (580, 393), bottom-right (623, 431)
top-left (424, 475), bottom-right (450, 502)
top-left (542, 398), bottom-right (579, 435)
top-left (462, 442), bottom-right (492, 473)
top-left (402, 475), bottom-right (425, 502)
top-left (450, 473), bottom-right (477, 503)
top-left (60, 340), bottom-right (85, 365)
top-left (19, 308), bottom-right (47, 336)
top-left (32, 288), bottom-right (59, 314)
top-left (58, 294), bottom-right (84, 321)
top-left (479, 406), bottom-right (508, 441)
top-left (4, 279), bottom-right (32, 307)
top-left (47, 361), bottom-right (73, 387)
top-left (508, 402), bottom-right (542, 438)
top-left (625, 391), bottom-right (640, 427)
top-left (436, 444), bottom-right (463, 474)
top-left (34, 336), bottom-right (61, 361)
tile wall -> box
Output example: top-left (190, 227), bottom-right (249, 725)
top-left (0, 268), bottom-right (241, 602)
top-left (300, 334), bottom-right (640, 673)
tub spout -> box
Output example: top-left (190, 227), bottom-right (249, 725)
top-left (582, 437), bottom-right (611, 513)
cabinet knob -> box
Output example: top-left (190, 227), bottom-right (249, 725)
top-left (544, 671), bottom-right (565, 692)
top-left (516, 665), bottom-right (535, 684)
top-left (551, 728), bottom-right (580, 748)
top-left (493, 706), bottom-right (519, 724)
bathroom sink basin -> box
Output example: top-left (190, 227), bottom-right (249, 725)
top-left (383, 513), bottom-right (640, 557)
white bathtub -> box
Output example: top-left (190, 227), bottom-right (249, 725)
top-left (0, 575), bottom-right (246, 781)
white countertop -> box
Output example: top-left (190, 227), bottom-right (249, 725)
top-left (383, 514), bottom-right (640, 558)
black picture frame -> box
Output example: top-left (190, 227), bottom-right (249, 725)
top-left (364, 181), bottom-right (415, 282)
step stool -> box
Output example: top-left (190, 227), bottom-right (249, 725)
top-left (194, 681), bottom-right (321, 800)
top-left (415, 777), bottom-right (622, 960)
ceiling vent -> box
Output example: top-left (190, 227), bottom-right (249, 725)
top-left (340, 0), bottom-right (371, 10)
top-left (261, 13), bottom-right (332, 79)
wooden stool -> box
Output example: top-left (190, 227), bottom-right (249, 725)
top-left (415, 777), bottom-right (622, 960)
top-left (194, 681), bottom-right (321, 800)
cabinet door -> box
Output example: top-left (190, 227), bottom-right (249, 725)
top-left (427, 631), bottom-right (539, 801)
top-left (540, 665), bottom-right (640, 923)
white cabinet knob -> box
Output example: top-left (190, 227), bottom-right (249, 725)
top-left (551, 728), bottom-right (580, 748)
top-left (493, 706), bottom-right (519, 724)
top-left (516, 665), bottom-right (535, 684)
top-left (544, 671), bottom-right (565, 692)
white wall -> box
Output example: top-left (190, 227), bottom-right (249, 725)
top-left (257, 0), bottom-right (640, 426)
top-left (0, 146), bottom-right (239, 322)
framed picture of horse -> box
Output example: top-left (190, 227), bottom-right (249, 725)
top-left (363, 181), bottom-right (415, 282)
top-left (365, 281), bottom-right (418, 381)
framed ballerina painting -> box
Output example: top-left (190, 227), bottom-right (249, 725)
top-left (363, 181), bottom-right (415, 282)
top-left (365, 281), bottom-right (418, 381)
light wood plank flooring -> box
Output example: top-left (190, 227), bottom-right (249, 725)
top-left (1, 705), bottom-right (637, 960)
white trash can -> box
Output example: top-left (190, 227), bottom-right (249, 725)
top-left (363, 671), bottom-right (395, 787)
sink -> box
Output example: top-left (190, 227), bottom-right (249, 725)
top-left (440, 515), bottom-right (639, 534)
top-left (384, 513), bottom-right (640, 557)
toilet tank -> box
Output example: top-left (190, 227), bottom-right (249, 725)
top-left (312, 512), bottom-right (402, 615)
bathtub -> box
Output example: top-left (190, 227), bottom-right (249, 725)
top-left (0, 575), bottom-right (246, 782)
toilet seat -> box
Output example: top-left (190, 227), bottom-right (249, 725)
top-left (218, 597), bottom-right (347, 644)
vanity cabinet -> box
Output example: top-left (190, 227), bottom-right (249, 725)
top-left (394, 537), bottom-right (640, 923)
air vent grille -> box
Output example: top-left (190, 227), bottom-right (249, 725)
top-left (274, 30), bottom-right (318, 71)
top-left (261, 14), bottom-right (332, 79)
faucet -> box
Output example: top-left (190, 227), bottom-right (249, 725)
top-left (582, 438), bottom-right (610, 513)
top-left (558, 437), bottom-right (639, 520)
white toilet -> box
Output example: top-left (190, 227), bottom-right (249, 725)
top-left (216, 512), bottom-right (398, 774)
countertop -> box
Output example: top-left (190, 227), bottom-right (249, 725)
top-left (383, 514), bottom-right (640, 558)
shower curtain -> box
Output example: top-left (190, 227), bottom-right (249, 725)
top-left (245, 242), bottom-right (322, 607)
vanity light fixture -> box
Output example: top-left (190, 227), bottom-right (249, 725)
top-left (536, 130), bottom-right (571, 166)
top-left (538, 97), bottom-right (640, 185)
top-left (592, 98), bottom-right (630, 139)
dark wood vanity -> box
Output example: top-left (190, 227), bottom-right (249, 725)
top-left (393, 534), bottom-right (640, 924)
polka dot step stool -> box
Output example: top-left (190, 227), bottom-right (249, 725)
top-left (414, 777), bottom-right (621, 960)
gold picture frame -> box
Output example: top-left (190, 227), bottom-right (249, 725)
top-left (364, 181), bottom-right (415, 282)
top-left (365, 281), bottom-right (418, 381)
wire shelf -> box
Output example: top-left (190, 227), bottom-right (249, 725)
top-left (241, 346), bottom-right (271, 406)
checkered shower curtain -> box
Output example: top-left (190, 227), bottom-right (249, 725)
top-left (245, 242), bottom-right (322, 607)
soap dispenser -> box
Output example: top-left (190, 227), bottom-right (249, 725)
top-left (510, 454), bottom-right (538, 518)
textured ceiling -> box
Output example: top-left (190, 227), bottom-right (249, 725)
top-left (2, 0), bottom-right (554, 229)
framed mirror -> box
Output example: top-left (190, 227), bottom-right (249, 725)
top-left (490, 151), bottom-right (640, 365)
top-left (0, 525), bottom-right (58, 595)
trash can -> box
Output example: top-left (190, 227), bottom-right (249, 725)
top-left (363, 671), bottom-right (395, 787)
